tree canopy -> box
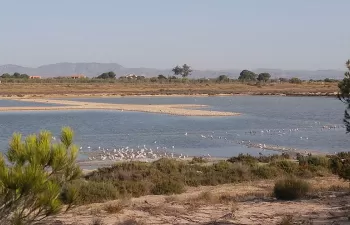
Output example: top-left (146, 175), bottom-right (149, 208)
top-left (338, 60), bottom-right (350, 132)
top-left (289, 77), bottom-right (302, 84)
top-left (157, 74), bottom-right (167, 80)
top-left (0, 127), bottom-right (81, 224)
top-left (257, 73), bottom-right (271, 82)
top-left (172, 64), bottom-right (193, 78)
top-left (217, 75), bottom-right (229, 82)
top-left (96, 71), bottom-right (116, 79)
top-left (238, 70), bottom-right (257, 81)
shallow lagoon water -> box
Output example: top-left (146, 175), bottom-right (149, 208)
top-left (0, 96), bottom-right (348, 157)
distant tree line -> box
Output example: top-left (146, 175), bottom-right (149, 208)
top-left (1, 72), bottom-right (29, 79)
top-left (0, 67), bottom-right (340, 84)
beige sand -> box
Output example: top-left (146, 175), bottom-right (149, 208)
top-left (0, 98), bottom-right (239, 117)
top-left (49, 176), bottom-right (349, 225)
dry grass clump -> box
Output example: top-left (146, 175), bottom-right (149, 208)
top-left (137, 204), bottom-right (186, 217)
top-left (276, 215), bottom-right (313, 225)
top-left (114, 219), bottom-right (146, 225)
top-left (104, 198), bottom-right (131, 214)
top-left (274, 178), bottom-right (310, 200)
top-left (103, 202), bottom-right (126, 214)
top-left (164, 195), bottom-right (180, 203)
top-left (277, 215), bottom-right (294, 225)
top-left (90, 217), bottom-right (106, 225)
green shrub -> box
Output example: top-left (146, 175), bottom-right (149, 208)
top-left (227, 153), bottom-right (258, 165)
top-left (252, 164), bottom-right (280, 179)
top-left (274, 178), bottom-right (310, 200)
top-left (151, 179), bottom-right (185, 195)
top-left (298, 155), bottom-right (329, 168)
top-left (114, 180), bottom-right (151, 197)
top-left (272, 160), bottom-right (298, 174)
top-left (80, 154), bottom-right (329, 202)
top-left (67, 180), bottom-right (118, 204)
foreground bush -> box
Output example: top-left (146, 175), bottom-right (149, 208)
top-left (0, 127), bottom-right (81, 225)
top-left (274, 178), bottom-right (310, 200)
top-left (329, 152), bottom-right (350, 182)
top-left (62, 180), bottom-right (118, 205)
top-left (151, 179), bottom-right (185, 195)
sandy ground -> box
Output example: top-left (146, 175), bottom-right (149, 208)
top-left (0, 98), bottom-right (239, 117)
top-left (47, 176), bottom-right (350, 225)
top-left (0, 82), bottom-right (338, 98)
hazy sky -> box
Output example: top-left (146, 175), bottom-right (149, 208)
top-left (0, 0), bottom-right (349, 70)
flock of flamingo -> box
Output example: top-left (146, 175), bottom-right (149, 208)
top-left (73, 123), bottom-right (344, 163)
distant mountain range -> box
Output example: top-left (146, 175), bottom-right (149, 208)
top-left (0, 63), bottom-right (345, 80)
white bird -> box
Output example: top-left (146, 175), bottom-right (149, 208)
top-left (185, 132), bottom-right (188, 136)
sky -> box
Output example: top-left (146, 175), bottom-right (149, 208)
top-left (0, 0), bottom-right (349, 70)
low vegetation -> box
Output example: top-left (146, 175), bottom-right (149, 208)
top-left (274, 177), bottom-right (310, 200)
top-left (62, 153), bottom-right (338, 205)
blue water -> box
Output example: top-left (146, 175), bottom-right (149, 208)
top-left (0, 96), bottom-right (348, 157)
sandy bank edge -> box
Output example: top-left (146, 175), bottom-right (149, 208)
top-left (0, 98), bottom-right (240, 117)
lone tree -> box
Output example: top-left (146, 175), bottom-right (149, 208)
top-left (257, 73), bottom-right (271, 82)
top-left (172, 64), bottom-right (193, 78)
top-left (0, 127), bottom-right (81, 225)
top-left (238, 70), bottom-right (257, 81)
top-left (157, 74), bottom-right (167, 80)
top-left (217, 75), bottom-right (229, 82)
top-left (331, 60), bottom-right (350, 184)
top-left (97, 71), bottom-right (116, 79)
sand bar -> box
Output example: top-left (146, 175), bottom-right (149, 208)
top-left (0, 98), bottom-right (239, 116)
